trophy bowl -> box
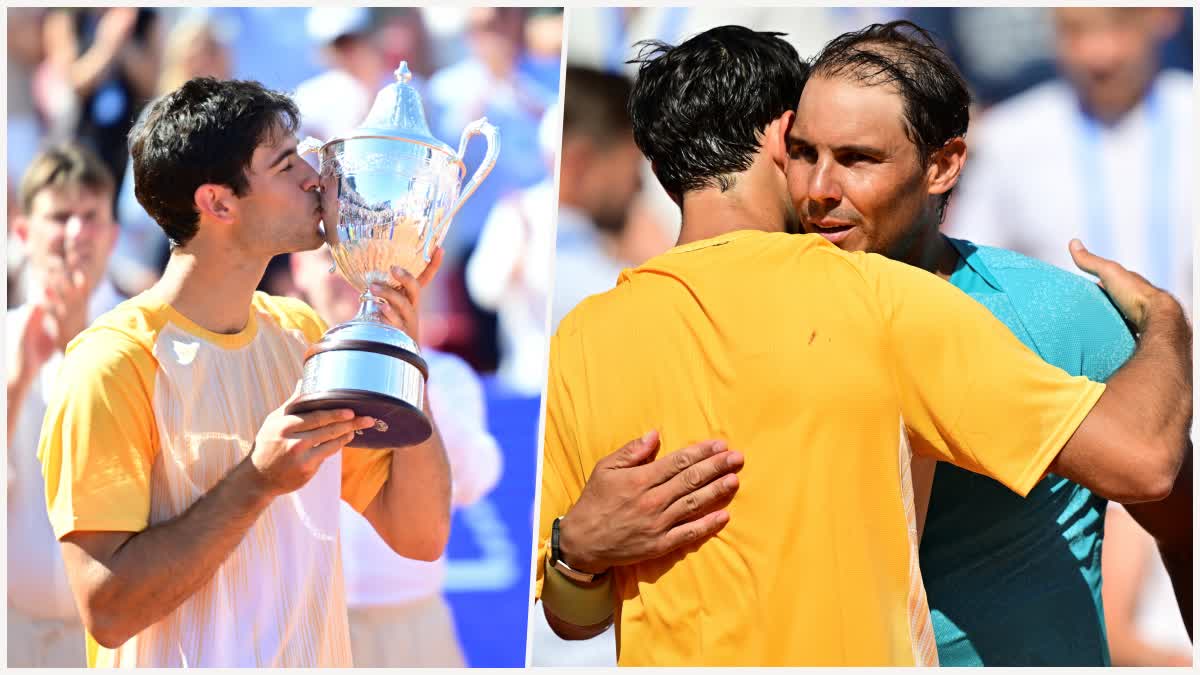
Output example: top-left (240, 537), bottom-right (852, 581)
top-left (287, 63), bottom-right (500, 448)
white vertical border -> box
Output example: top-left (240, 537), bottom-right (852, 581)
top-left (524, 4), bottom-right (570, 667)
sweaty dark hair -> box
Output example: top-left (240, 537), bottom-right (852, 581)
top-left (129, 77), bottom-right (300, 247)
top-left (628, 25), bottom-right (809, 198)
top-left (563, 66), bottom-right (634, 144)
top-left (810, 20), bottom-right (970, 220)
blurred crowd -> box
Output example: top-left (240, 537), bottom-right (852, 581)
top-left (6, 6), bottom-right (560, 668)
top-left (539, 6), bottom-right (1191, 667)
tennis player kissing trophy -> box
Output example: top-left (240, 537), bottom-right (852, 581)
top-left (289, 62), bottom-right (499, 448)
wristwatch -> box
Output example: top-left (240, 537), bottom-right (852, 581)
top-left (550, 516), bottom-right (606, 584)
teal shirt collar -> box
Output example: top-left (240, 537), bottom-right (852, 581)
top-left (947, 236), bottom-right (1005, 293)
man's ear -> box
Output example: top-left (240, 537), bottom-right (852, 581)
top-left (766, 110), bottom-right (796, 171)
top-left (193, 183), bottom-right (238, 225)
top-left (927, 137), bottom-right (967, 197)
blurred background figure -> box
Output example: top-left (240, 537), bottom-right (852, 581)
top-left (295, 7), bottom-right (405, 143)
top-left (39, 8), bottom-right (163, 197)
top-left (1102, 505), bottom-right (1193, 666)
top-left (113, 10), bottom-right (234, 298)
top-left (465, 105), bottom-right (558, 396)
top-left (547, 66), bottom-right (642, 330)
top-left (426, 7), bottom-right (559, 371)
top-left (6, 7), bottom-right (559, 667)
top-left (290, 247), bottom-right (503, 667)
top-left (948, 7), bottom-right (1192, 312)
top-left (7, 144), bottom-right (122, 668)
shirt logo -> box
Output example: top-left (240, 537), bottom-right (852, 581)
top-left (172, 340), bottom-right (201, 366)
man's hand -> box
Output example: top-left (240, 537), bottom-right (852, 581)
top-left (1069, 239), bottom-right (1180, 334)
top-left (557, 430), bottom-right (743, 575)
top-left (249, 385), bottom-right (377, 497)
top-left (369, 247), bottom-right (443, 344)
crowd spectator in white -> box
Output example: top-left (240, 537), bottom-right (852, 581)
top-left (465, 105), bottom-right (558, 396)
top-left (546, 67), bottom-right (644, 332)
top-left (7, 144), bottom-right (124, 667)
top-left (427, 7), bottom-right (557, 264)
top-left (949, 7), bottom-right (1191, 311)
top-left (294, 7), bottom-right (409, 145)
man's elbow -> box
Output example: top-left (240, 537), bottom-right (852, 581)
top-left (389, 514), bottom-right (451, 562)
top-left (1118, 442), bottom-right (1181, 503)
top-left (79, 594), bottom-right (137, 649)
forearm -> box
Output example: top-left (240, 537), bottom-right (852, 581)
top-left (68, 40), bottom-right (123, 96)
top-left (65, 456), bottom-right (273, 647)
top-left (117, 39), bottom-right (160, 100)
top-left (365, 399), bottom-right (452, 560)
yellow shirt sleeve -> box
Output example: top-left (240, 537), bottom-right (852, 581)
top-left (38, 328), bottom-right (160, 538)
top-left (535, 330), bottom-right (588, 600)
top-left (854, 252), bottom-right (1105, 497)
top-left (266, 292), bottom-right (394, 514)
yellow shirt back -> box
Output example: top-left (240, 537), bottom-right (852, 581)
top-left (537, 230), bottom-right (1104, 666)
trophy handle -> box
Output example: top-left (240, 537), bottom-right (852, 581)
top-left (435, 118), bottom-right (500, 252)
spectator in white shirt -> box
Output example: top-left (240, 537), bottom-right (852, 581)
top-left (290, 245), bottom-right (503, 667)
top-left (7, 144), bottom-right (124, 668)
top-left (465, 105), bottom-right (557, 395)
top-left (294, 7), bottom-right (403, 144)
top-left (948, 7), bottom-right (1191, 310)
top-left (548, 66), bottom-right (643, 331)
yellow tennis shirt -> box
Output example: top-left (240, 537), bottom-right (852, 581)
top-left (537, 230), bottom-right (1105, 666)
top-left (38, 290), bottom-right (391, 666)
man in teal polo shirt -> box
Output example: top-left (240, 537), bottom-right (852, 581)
top-left (784, 21), bottom-right (1191, 664)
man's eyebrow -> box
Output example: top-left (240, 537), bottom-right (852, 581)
top-left (833, 143), bottom-right (886, 156)
top-left (267, 144), bottom-right (298, 169)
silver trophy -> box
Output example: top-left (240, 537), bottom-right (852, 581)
top-left (288, 62), bottom-right (499, 448)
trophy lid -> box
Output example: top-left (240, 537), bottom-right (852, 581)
top-left (330, 62), bottom-right (455, 156)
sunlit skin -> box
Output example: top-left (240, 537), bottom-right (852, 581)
top-left (231, 129), bottom-right (326, 258)
top-left (786, 75), bottom-right (964, 276)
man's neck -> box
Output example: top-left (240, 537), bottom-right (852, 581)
top-left (152, 243), bottom-right (270, 335)
top-left (676, 181), bottom-right (788, 247)
top-left (899, 224), bottom-right (959, 281)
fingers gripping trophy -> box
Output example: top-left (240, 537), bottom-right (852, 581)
top-left (289, 62), bottom-right (499, 448)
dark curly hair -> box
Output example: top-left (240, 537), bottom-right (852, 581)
top-left (128, 77), bottom-right (300, 247)
top-left (809, 20), bottom-right (970, 220)
top-left (627, 25), bottom-right (809, 199)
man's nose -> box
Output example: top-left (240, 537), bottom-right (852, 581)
top-left (808, 160), bottom-right (843, 209)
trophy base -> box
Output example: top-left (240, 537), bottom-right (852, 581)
top-left (288, 389), bottom-right (432, 449)
top-left (287, 329), bottom-right (432, 449)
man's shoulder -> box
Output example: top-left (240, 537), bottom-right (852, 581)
top-left (965, 241), bottom-right (1109, 303)
top-left (958, 240), bottom-right (1135, 379)
top-left (60, 303), bottom-right (162, 394)
top-left (71, 292), bottom-right (171, 359)
top-left (252, 292), bottom-right (326, 342)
